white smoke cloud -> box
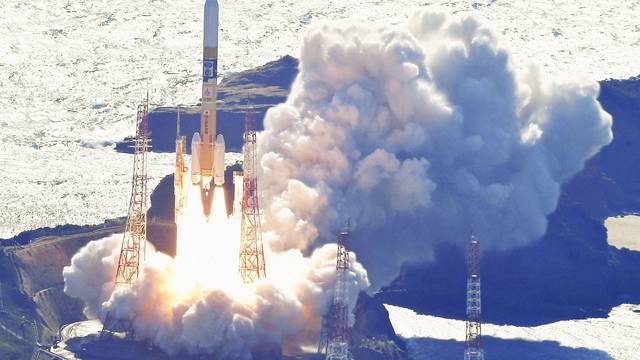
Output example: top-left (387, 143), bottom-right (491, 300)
top-left (63, 235), bottom-right (369, 357)
top-left (63, 234), bottom-right (120, 319)
top-left (258, 10), bottom-right (613, 285)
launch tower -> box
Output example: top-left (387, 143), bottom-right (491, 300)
top-left (174, 107), bottom-right (187, 219)
top-left (319, 224), bottom-right (352, 360)
top-left (465, 234), bottom-right (485, 360)
top-left (238, 112), bottom-right (267, 283)
top-left (101, 99), bottom-right (150, 338)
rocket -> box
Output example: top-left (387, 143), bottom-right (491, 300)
top-left (190, 0), bottom-right (223, 215)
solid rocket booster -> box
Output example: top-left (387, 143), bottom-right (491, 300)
top-left (191, 132), bottom-right (202, 184)
top-left (197, 0), bottom-right (220, 187)
top-left (214, 134), bottom-right (225, 186)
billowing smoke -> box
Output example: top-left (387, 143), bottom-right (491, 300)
top-left (258, 10), bottom-right (613, 285)
top-left (64, 234), bottom-right (369, 357)
top-left (64, 9), bottom-right (613, 358)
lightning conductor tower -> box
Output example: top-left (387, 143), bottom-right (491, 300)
top-left (238, 111), bottom-right (267, 283)
top-left (174, 106), bottom-right (187, 219)
top-left (321, 224), bottom-right (352, 360)
top-left (465, 234), bottom-right (485, 360)
top-left (101, 97), bottom-right (150, 338)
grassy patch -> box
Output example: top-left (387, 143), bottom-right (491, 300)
top-left (0, 327), bottom-right (32, 360)
top-left (0, 250), bottom-right (38, 359)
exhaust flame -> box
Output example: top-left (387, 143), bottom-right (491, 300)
top-left (175, 185), bottom-right (242, 296)
top-left (64, 183), bottom-right (370, 357)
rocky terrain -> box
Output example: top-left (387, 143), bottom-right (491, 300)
top-left (1, 223), bottom-right (123, 359)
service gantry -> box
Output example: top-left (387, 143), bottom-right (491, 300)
top-left (174, 106), bottom-right (187, 220)
top-left (465, 234), bottom-right (485, 360)
top-left (100, 97), bottom-right (150, 339)
top-left (318, 224), bottom-right (352, 360)
top-left (238, 111), bottom-right (267, 283)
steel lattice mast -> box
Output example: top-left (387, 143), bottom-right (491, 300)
top-left (238, 111), bottom-right (266, 283)
top-left (101, 98), bottom-right (150, 338)
top-left (465, 234), bottom-right (485, 360)
top-left (174, 106), bottom-right (187, 220)
top-left (319, 224), bottom-right (352, 360)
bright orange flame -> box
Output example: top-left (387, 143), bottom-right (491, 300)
top-left (174, 185), bottom-right (243, 299)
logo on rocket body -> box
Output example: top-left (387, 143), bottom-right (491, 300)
top-left (203, 59), bottom-right (218, 82)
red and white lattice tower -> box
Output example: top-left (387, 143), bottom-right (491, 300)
top-left (238, 111), bottom-right (266, 283)
top-left (101, 98), bottom-right (150, 339)
top-left (465, 234), bottom-right (485, 360)
top-left (319, 224), bottom-right (352, 360)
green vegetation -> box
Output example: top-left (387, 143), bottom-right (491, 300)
top-left (0, 326), bottom-right (32, 360)
top-left (0, 250), bottom-right (38, 360)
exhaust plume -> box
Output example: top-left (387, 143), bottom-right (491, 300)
top-left (258, 10), bottom-right (612, 285)
top-left (64, 234), bottom-right (369, 357)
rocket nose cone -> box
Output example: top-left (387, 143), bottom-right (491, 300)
top-left (203, 0), bottom-right (219, 48)
top-left (215, 134), bottom-right (225, 145)
top-left (205, 0), bottom-right (219, 8)
top-left (192, 132), bottom-right (202, 144)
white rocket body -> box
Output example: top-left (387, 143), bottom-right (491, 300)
top-left (176, 0), bottom-right (224, 217)
top-left (191, 0), bottom-right (223, 191)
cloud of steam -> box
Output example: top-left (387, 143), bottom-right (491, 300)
top-left (258, 10), bottom-right (613, 285)
top-left (63, 235), bottom-right (369, 357)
